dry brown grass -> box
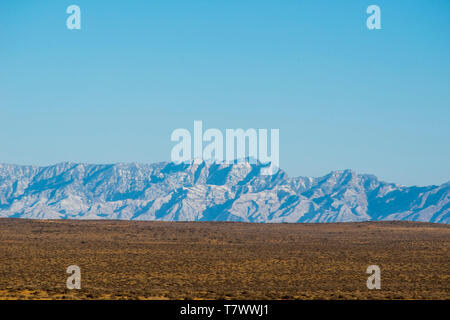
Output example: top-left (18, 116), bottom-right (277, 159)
top-left (0, 219), bottom-right (448, 300)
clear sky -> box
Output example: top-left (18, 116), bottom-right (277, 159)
top-left (0, 0), bottom-right (449, 186)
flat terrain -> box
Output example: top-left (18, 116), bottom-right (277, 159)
top-left (0, 219), bottom-right (448, 300)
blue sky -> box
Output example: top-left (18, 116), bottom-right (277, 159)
top-left (0, 0), bottom-right (449, 186)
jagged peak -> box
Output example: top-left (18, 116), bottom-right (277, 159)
top-left (0, 161), bottom-right (447, 224)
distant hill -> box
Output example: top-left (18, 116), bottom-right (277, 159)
top-left (0, 162), bottom-right (448, 223)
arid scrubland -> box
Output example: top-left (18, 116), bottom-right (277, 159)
top-left (0, 219), bottom-right (448, 300)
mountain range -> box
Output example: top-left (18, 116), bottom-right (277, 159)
top-left (0, 162), bottom-right (448, 223)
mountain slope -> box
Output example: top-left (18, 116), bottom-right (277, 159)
top-left (0, 162), bottom-right (448, 223)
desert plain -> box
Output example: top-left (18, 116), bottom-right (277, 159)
top-left (0, 219), bottom-right (448, 300)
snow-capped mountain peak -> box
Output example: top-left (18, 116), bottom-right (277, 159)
top-left (0, 162), bottom-right (448, 223)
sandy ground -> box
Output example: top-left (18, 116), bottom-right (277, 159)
top-left (0, 219), bottom-right (448, 300)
